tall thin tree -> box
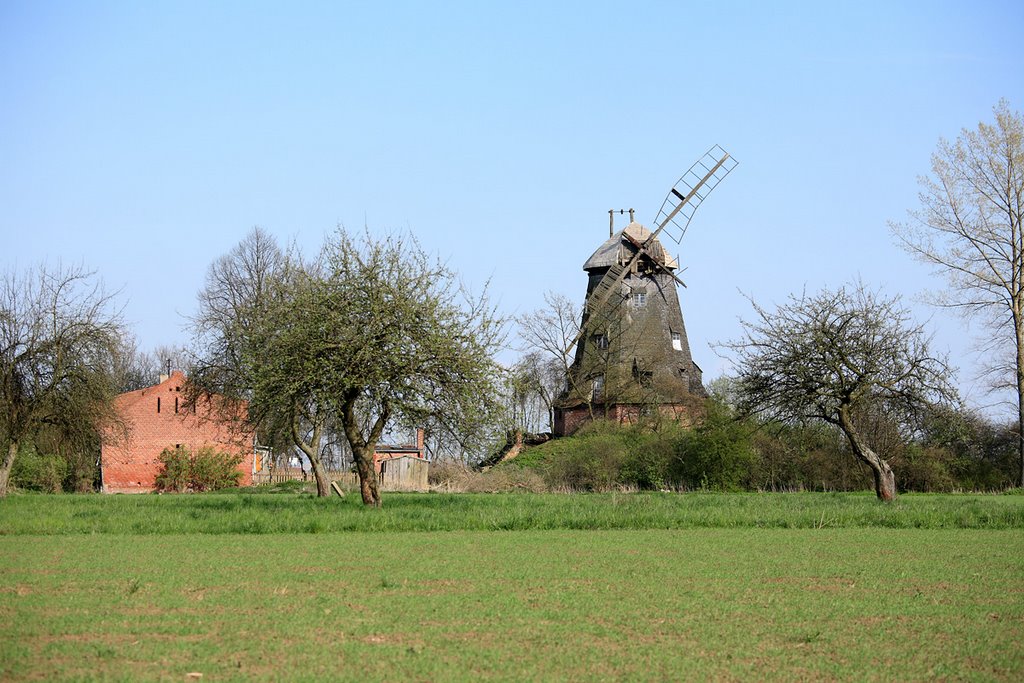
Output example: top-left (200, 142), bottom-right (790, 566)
top-left (891, 99), bottom-right (1024, 485)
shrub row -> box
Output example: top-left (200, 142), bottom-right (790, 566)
top-left (9, 439), bottom-right (98, 493)
top-left (468, 400), bottom-right (1020, 494)
top-left (530, 402), bottom-right (757, 492)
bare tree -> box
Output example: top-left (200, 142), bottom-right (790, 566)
top-left (191, 226), bottom-right (285, 396)
top-left (114, 338), bottom-right (190, 392)
top-left (507, 351), bottom-right (563, 433)
top-left (722, 282), bottom-right (956, 501)
top-left (0, 264), bottom-right (125, 496)
top-left (891, 99), bottom-right (1024, 485)
top-left (516, 292), bottom-right (601, 417)
top-left (516, 292), bottom-right (580, 375)
top-left (188, 227), bottom-right (289, 454)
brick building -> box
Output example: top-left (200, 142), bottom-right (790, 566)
top-left (373, 428), bottom-right (426, 473)
top-left (101, 371), bottom-right (256, 493)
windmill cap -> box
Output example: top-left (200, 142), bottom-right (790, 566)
top-left (583, 221), bottom-right (679, 271)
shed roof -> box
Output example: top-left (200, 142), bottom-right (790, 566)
top-left (583, 222), bottom-right (679, 271)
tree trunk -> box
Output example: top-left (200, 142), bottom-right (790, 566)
top-left (838, 408), bottom-right (897, 501)
top-left (0, 440), bottom-right (17, 497)
top-left (290, 413), bottom-right (330, 497)
top-left (339, 391), bottom-right (388, 507)
top-left (352, 447), bottom-right (381, 507)
top-left (1016, 319), bottom-right (1024, 487)
top-left (308, 453), bottom-right (331, 498)
top-left (1017, 370), bottom-right (1024, 488)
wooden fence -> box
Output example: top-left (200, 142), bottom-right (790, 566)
top-left (251, 470), bottom-right (357, 487)
top-left (252, 460), bottom-right (428, 492)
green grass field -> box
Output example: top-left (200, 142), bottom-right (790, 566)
top-left (3, 490), bottom-right (1024, 534)
top-left (2, 492), bottom-right (1023, 681)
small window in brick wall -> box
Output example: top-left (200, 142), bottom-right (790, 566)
top-left (632, 358), bottom-right (652, 388)
top-left (175, 397), bottom-right (179, 413)
top-left (671, 331), bottom-right (682, 351)
top-left (157, 397), bottom-right (161, 414)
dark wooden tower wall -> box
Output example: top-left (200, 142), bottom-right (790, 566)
top-left (554, 222), bottom-right (705, 436)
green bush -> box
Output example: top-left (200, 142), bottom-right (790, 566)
top-left (60, 447), bottom-right (99, 492)
top-left (537, 419), bottom-right (684, 491)
top-left (154, 446), bottom-right (190, 492)
top-left (10, 444), bottom-right (68, 493)
top-left (893, 445), bottom-right (956, 493)
top-left (190, 446), bottom-right (244, 492)
top-left (670, 400), bottom-right (756, 491)
top-left (503, 399), bottom-right (1019, 494)
top-left (8, 434), bottom-right (99, 493)
top-left (618, 427), bottom-right (681, 490)
top-left (545, 433), bottom-right (628, 491)
top-left (154, 445), bottom-right (243, 493)
top-left (515, 410), bottom-right (760, 492)
top-left (742, 420), bottom-right (875, 493)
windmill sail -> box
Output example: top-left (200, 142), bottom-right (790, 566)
top-left (652, 145), bottom-right (738, 245)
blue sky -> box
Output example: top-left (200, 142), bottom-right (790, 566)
top-left (2, 1), bottom-right (1023, 414)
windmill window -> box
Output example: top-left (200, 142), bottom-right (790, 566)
top-left (157, 397), bottom-right (161, 414)
top-left (632, 292), bottom-right (647, 307)
top-left (671, 331), bottom-right (682, 351)
top-left (593, 333), bottom-right (608, 350)
top-left (174, 397), bottom-right (179, 413)
top-left (592, 375), bottom-right (605, 401)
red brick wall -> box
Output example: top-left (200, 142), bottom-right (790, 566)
top-left (554, 405), bottom-right (593, 437)
top-left (101, 372), bottom-right (255, 493)
top-left (554, 402), bottom-right (704, 436)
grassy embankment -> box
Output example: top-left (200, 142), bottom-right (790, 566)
top-left (2, 491), bottom-right (1023, 680)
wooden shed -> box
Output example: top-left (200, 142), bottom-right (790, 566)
top-left (379, 455), bottom-right (429, 492)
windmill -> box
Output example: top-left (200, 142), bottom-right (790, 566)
top-left (552, 145), bottom-right (738, 436)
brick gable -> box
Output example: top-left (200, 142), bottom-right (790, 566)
top-left (100, 371), bottom-right (255, 493)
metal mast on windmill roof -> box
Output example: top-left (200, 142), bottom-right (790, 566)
top-left (553, 145), bottom-right (738, 436)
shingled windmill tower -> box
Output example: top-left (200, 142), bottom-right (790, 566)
top-left (553, 146), bottom-right (737, 436)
